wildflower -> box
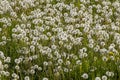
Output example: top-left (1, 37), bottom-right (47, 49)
top-left (88, 43), bottom-right (94, 48)
top-left (2, 36), bottom-right (6, 40)
top-left (38, 67), bottom-right (42, 71)
top-left (32, 55), bottom-right (38, 60)
top-left (0, 51), bottom-right (4, 58)
top-left (51, 44), bottom-right (57, 50)
top-left (95, 77), bottom-right (101, 80)
top-left (109, 56), bottom-right (115, 60)
top-left (43, 77), bottom-right (48, 80)
top-left (12, 73), bottom-right (19, 79)
top-left (106, 71), bottom-right (114, 77)
top-left (58, 59), bottom-right (63, 64)
top-left (4, 64), bottom-right (9, 69)
top-left (109, 52), bottom-right (114, 56)
top-left (102, 75), bottom-right (107, 80)
top-left (34, 65), bottom-right (39, 69)
top-left (43, 61), bottom-right (48, 66)
top-left (102, 56), bottom-right (108, 62)
top-left (64, 68), bottom-right (69, 72)
top-left (30, 45), bottom-right (35, 52)
top-left (29, 69), bottom-right (35, 74)
top-left (65, 61), bottom-right (71, 65)
top-left (15, 65), bottom-right (20, 70)
top-left (76, 60), bottom-right (82, 65)
top-left (15, 59), bottom-right (21, 64)
top-left (83, 53), bottom-right (88, 57)
top-left (4, 71), bottom-right (10, 77)
top-left (4, 57), bottom-right (11, 63)
top-left (81, 73), bottom-right (88, 79)
top-left (24, 76), bottom-right (30, 80)
top-left (110, 72), bottom-right (114, 77)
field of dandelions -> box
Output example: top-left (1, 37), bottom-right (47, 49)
top-left (0, 0), bottom-right (120, 80)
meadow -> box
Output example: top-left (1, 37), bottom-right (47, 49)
top-left (0, 0), bottom-right (120, 80)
